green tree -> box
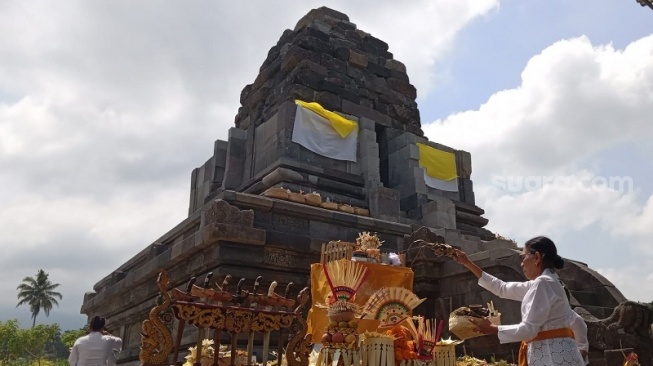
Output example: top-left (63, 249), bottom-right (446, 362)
top-left (20, 323), bottom-right (61, 366)
top-left (0, 319), bottom-right (21, 365)
top-left (16, 270), bottom-right (63, 328)
top-left (0, 320), bottom-right (72, 366)
top-left (61, 328), bottom-right (86, 349)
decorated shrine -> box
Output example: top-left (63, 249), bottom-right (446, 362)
top-left (79, 6), bottom-right (652, 366)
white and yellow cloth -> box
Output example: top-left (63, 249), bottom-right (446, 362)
top-left (292, 100), bottom-right (359, 162)
top-left (416, 142), bottom-right (458, 192)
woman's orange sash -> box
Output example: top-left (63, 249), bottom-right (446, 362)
top-left (518, 328), bottom-right (574, 366)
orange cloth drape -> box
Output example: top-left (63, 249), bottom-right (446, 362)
top-left (518, 327), bottom-right (575, 366)
top-left (307, 262), bottom-right (414, 343)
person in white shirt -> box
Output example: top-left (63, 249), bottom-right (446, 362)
top-left (68, 316), bottom-right (123, 366)
top-left (570, 312), bottom-right (589, 364)
top-left (452, 236), bottom-right (585, 366)
top-left (561, 284), bottom-right (590, 365)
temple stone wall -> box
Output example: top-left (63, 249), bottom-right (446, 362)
top-left (183, 5), bottom-right (492, 238)
top-left (189, 139), bottom-right (227, 214)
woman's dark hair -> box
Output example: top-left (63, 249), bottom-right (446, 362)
top-left (89, 316), bottom-right (106, 332)
top-left (524, 236), bottom-right (564, 269)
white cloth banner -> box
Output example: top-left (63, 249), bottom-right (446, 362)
top-left (292, 104), bottom-right (358, 162)
top-left (423, 169), bottom-right (458, 192)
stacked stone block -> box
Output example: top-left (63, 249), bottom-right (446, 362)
top-left (189, 140), bottom-right (228, 214)
top-left (235, 7), bottom-right (422, 136)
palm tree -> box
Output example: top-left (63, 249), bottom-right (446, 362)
top-left (16, 269), bottom-right (63, 327)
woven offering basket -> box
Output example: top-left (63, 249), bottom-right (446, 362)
top-left (318, 347), bottom-right (361, 366)
top-left (433, 345), bottom-right (456, 366)
top-left (304, 193), bottom-right (322, 206)
top-left (361, 337), bottom-right (394, 366)
top-left (321, 201), bottom-right (339, 210)
top-left (339, 204), bottom-right (355, 214)
top-left (448, 314), bottom-right (484, 340)
top-left (354, 207), bottom-right (370, 216)
top-left (327, 309), bottom-right (356, 323)
top-left (288, 192), bottom-right (306, 203)
top-left (262, 187), bottom-right (288, 200)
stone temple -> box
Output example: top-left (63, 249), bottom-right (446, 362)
top-left (80, 7), bottom-right (652, 366)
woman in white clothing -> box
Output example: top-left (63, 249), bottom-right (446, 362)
top-left (452, 236), bottom-right (585, 366)
top-left (68, 316), bottom-right (123, 366)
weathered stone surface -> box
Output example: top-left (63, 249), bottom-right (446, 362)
top-left (235, 5), bottom-right (420, 136)
top-left (369, 187), bottom-right (400, 220)
top-left (348, 50), bottom-right (368, 69)
top-left (420, 197), bottom-right (457, 230)
top-left (342, 99), bottom-right (392, 127)
top-left (201, 199), bottom-right (254, 228)
top-left (366, 61), bottom-right (391, 78)
top-left (222, 127), bottom-right (247, 190)
top-left (385, 58), bottom-right (406, 73)
top-left (294, 6), bottom-right (349, 31)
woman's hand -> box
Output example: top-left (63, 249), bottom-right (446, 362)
top-left (452, 249), bottom-right (471, 266)
top-left (452, 249), bottom-right (483, 278)
top-left (470, 317), bottom-right (498, 335)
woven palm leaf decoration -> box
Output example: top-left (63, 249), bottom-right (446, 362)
top-left (361, 287), bottom-right (425, 328)
top-left (323, 258), bottom-right (369, 302)
top-left (414, 316), bottom-right (442, 360)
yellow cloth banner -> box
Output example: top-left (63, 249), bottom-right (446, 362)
top-left (295, 100), bottom-right (357, 138)
top-left (416, 143), bottom-right (458, 181)
top-left (307, 262), bottom-right (414, 343)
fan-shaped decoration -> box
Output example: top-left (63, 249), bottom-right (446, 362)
top-left (361, 287), bottom-right (425, 328)
top-left (323, 259), bottom-right (369, 302)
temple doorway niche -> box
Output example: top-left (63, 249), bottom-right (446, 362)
top-left (376, 124), bottom-right (390, 188)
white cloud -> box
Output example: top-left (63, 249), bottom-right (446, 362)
top-left (348, 0), bottom-right (499, 97)
top-left (425, 35), bottom-right (653, 177)
top-left (424, 34), bottom-right (653, 302)
top-left (595, 267), bottom-right (653, 303)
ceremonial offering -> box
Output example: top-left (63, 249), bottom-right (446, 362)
top-left (288, 191), bottom-right (306, 203)
top-left (448, 302), bottom-right (501, 340)
top-left (317, 347), bottom-right (361, 366)
top-left (321, 259), bottom-right (368, 345)
top-left (304, 191), bottom-right (322, 206)
top-left (319, 259), bottom-right (369, 366)
top-left (385, 325), bottom-right (417, 364)
top-left (414, 317), bottom-right (444, 361)
top-left (321, 241), bottom-right (357, 264)
top-left (320, 201), bottom-right (339, 210)
top-left (339, 204), bottom-right (356, 214)
top-left (361, 287), bottom-right (425, 328)
top-left (262, 187), bottom-right (289, 199)
top-left (355, 232), bottom-right (384, 262)
top-left (487, 301), bottom-right (501, 325)
top-left (361, 332), bottom-right (395, 366)
top-left (353, 207), bottom-right (370, 216)
top-left (433, 338), bottom-right (463, 366)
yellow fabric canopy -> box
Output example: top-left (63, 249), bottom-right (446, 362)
top-left (295, 100), bottom-right (358, 138)
top-left (307, 262), bottom-right (414, 343)
top-left (416, 143), bottom-right (458, 181)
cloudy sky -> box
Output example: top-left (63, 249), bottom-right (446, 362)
top-left (1, 1), bottom-right (651, 331)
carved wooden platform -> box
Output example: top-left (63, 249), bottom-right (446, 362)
top-left (140, 270), bottom-right (313, 366)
